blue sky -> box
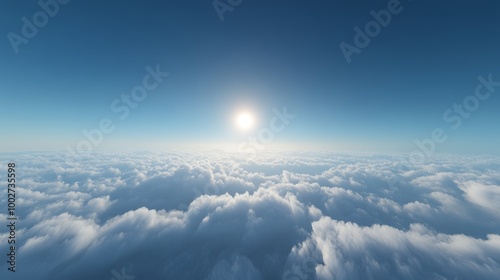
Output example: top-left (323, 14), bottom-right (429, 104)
top-left (1, 0), bottom-right (499, 154)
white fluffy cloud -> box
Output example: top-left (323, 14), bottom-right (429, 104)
top-left (295, 217), bottom-right (500, 280)
top-left (459, 181), bottom-right (500, 215)
top-left (0, 151), bottom-right (499, 279)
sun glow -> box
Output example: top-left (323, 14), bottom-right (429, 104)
top-left (235, 112), bottom-right (254, 130)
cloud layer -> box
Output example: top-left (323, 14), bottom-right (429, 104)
top-left (0, 151), bottom-right (499, 279)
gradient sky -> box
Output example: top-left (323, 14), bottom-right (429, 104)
top-left (1, 0), bottom-right (499, 154)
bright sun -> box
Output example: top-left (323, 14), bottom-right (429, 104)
top-left (236, 112), bottom-right (254, 130)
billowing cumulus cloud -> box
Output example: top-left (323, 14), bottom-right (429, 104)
top-left (0, 151), bottom-right (499, 279)
top-left (292, 217), bottom-right (500, 280)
